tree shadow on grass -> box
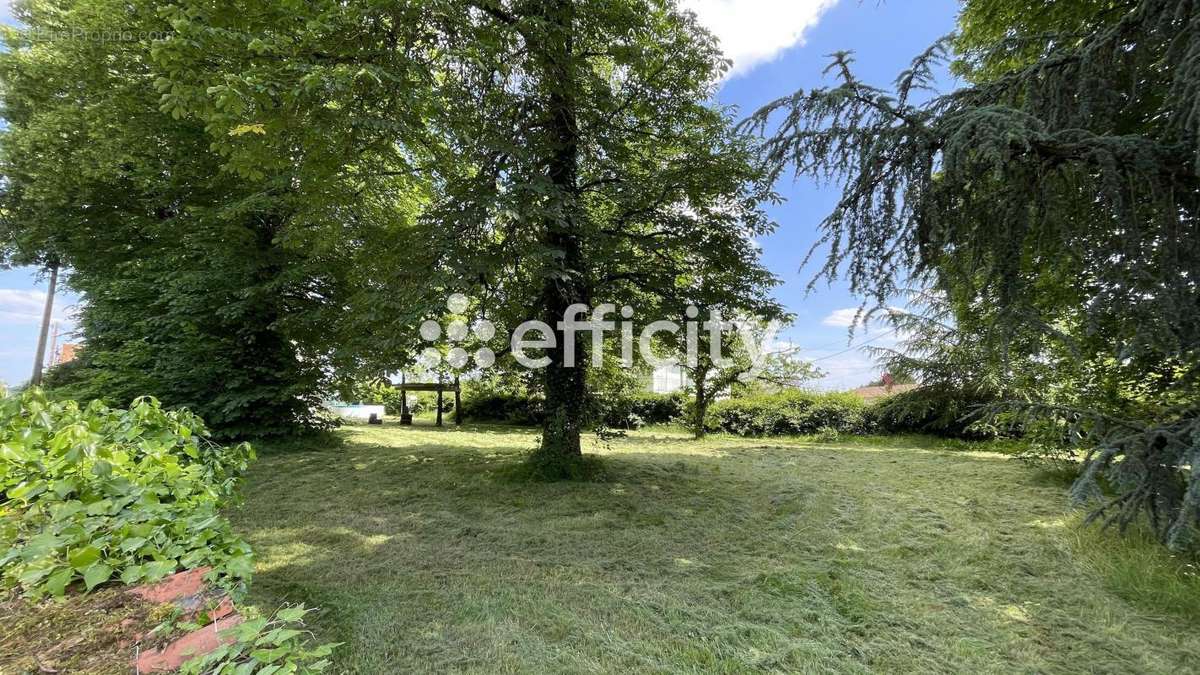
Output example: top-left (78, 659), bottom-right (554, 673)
top-left (228, 428), bottom-right (1175, 674)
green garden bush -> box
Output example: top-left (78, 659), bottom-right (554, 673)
top-left (461, 386), bottom-right (684, 430)
top-left (704, 390), bottom-right (870, 437)
top-left (460, 390), bottom-right (546, 425)
top-left (601, 391), bottom-right (686, 429)
top-left (0, 390), bottom-right (256, 599)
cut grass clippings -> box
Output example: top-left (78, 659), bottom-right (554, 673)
top-left (0, 587), bottom-right (167, 674)
top-left (228, 425), bottom-right (1200, 673)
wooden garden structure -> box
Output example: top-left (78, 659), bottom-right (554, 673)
top-left (397, 374), bottom-right (462, 427)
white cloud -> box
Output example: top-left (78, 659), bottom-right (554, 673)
top-left (681, 0), bottom-right (839, 77)
top-left (0, 288), bottom-right (75, 326)
top-left (821, 307), bottom-right (861, 328)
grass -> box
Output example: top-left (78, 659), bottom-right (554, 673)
top-left (238, 423), bottom-right (1200, 673)
top-left (0, 587), bottom-right (166, 673)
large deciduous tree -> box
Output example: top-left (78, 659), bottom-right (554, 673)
top-left (157, 0), bottom-right (777, 476)
top-left (0, 0), bottom-right (335, 437)
top-left (749, 0), bottom-right (1200, 546)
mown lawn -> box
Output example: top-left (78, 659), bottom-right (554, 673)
top-left (239, 425), bottom-right (1200, 674)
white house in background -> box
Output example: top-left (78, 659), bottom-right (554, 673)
top-left (649, 363), bottom-right (690, 394)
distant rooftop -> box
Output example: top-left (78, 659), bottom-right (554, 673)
top-left (849, 383), bottom-right (919, 401)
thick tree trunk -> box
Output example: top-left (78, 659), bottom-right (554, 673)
top-left (529, 0), bottom-right (587, 478)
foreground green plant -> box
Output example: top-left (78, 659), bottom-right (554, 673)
top-left (179, 604), bottom-right (339, 675)
top-left (0, 390), bottom-right (255, 599)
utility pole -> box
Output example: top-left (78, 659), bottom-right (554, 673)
top-left (30, 263), bottom-right (58, 387)
top-left (47, 321), bottom-right (60, 369)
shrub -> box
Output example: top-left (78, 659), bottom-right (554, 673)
top-left (704, 390), bottom-right (870, 437)
top-left (869, 384), bottom-right (998, 439)
top-left (600, 391), bottom-right (685, 429)
top-left (460, 390), bottom-right (546, 425)
top-left (461, 387), bottom-right (684, 430)
top-left (0, 390), bottom-right (255, 599)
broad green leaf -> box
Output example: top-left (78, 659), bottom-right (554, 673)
top-left (45, 567), bottom-right (75, 597)
top-left (121, 564), bottom-right (147, 584)
top-left (69, 546), bottom-right (102, 570)
top-left (83, 562), bottom-right (113, 591)
top-left (119, 537), bottom-right (148, 553)
top-left (276, 606), bottom-right (306, 622)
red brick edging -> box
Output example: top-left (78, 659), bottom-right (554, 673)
top-left (127, 567), bottom-right (244, 673)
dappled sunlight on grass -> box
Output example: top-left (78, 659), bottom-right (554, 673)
top-left (231, 424), bottom-right (1200, 673)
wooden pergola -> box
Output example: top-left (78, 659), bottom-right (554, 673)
top-left (397, 374), bottom-right (462, 427)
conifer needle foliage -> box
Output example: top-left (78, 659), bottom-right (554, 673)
top-left (748, 0), bottom-right (1200, 548)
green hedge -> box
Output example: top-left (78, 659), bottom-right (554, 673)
top-left (704, 390), bottom-right (871, 437)
top-left (0, 390), bottom-right (255, 599)
top-left (460, 391), bottom-right (546, 425)
top-left (460, 389), bottom-right (685, 429)
top-left (601, 391), bottom-right (686, 429)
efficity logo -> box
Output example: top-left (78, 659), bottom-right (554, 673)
top-left (418, 294), bottom-right (498, 370)
top-left (417, 294), bottom-right (781, 382)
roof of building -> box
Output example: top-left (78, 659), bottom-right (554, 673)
top-left (849, 383), bottom-right (919, 401)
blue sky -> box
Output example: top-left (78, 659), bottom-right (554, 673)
top-left (0, 0), bottom-right (961, 390)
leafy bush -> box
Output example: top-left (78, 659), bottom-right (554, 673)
top-left (461, 386), bottom-right (683, 430)
top-left (179, 604), bottom-right (339, 674)
top-left (600, 391), bottom-right (685, 429)
top-left (869, 384), bottom-right (997, 439)
top-left (0, 390), bottom-right (256, 599)
top-left (461, 390), bottom-right (546, 425)
top-left (704, 390), bottom-right (870, 437)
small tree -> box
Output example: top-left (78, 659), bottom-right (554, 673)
top-left (679, 322), bottom-right (822, 439)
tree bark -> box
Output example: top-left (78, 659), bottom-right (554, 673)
top-left (529, 0), bottom-right (588, 477)
top-left (454, 374), bottom-right (462, 426)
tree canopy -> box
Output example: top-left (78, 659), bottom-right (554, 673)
top-left (1, 0), bottom-right (783, 463)
top-left (750, 0), bottom-right (1199, 547)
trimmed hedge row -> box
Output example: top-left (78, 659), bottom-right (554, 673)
top-left (703, 390), bottom-right (871, 436)
top-left (459, 383), bottom-right (995, 439)
top-left (602, 391), bottom-right (686, 429)
top-left (460, 390), bottom-right (686, 429)
top-left (460, 391), bottom-right (546, 426)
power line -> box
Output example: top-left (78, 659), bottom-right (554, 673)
top-left (806, 326), bottom-right (901, 364)
top-left (787, 322), bottom-right (898, 357)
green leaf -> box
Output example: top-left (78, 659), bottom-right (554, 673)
top-left (51, 478), bottom-right (78, 499)
top-left (69, 546), bottom-right (102, 571)
top-left (276, 606), bottom-right (306, 622)
top-left (85, 499), bottom-right (114, 515)
top-left (9, 480), bottom-right (45, 500)
top-left (120, 564), bottom-right (147, 584)
top-left (119, 537), bottom-right (148, 553)
top-left (250, 646), bottom-right (290, 663)
top-left (225, 554), bottom-right (255, 579)
top-left (45, 568), bottom-right (75, 597)
top-left (83, 562), bottom-right (113, 591)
